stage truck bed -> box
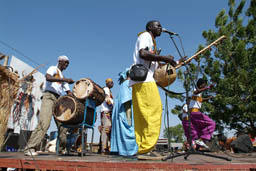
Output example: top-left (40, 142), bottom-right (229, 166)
top-left (0, 151), bottom-right (255, 170)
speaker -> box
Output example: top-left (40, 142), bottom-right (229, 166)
top-left (3, 130), bottom-right (19, 152)
top-left (18, 130), bottom-right (32, 151)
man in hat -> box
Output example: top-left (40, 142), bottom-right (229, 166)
top-left (24, 55), bottom-right (74, 156)
top-left (99, 78), bottom-right (114, 154)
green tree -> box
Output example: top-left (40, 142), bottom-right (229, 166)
top-left (163, 124), bottom-right (185, 143)
top-left (170, 0), bottom-right (256, 136)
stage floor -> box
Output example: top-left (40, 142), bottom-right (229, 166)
top-left (0, 151), bottom-right (255, 170)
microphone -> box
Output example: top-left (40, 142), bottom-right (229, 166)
top-left (162, 28), bottom-right (178, 36)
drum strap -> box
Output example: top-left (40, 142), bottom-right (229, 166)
top-left (44, 90), bottom-right (60, 98)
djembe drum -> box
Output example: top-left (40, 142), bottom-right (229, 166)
top-left (72, 78), bottom-right (105, 106)
top-left (53, 95), bottom-right (85, 124)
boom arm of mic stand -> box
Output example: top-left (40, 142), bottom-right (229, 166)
top-left (168, 35), bottom-right (187, 65)
top-left (169, 35), bottom-right (183, 59)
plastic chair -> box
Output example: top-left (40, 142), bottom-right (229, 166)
top-left (56, 98), bottom-right (97, 156)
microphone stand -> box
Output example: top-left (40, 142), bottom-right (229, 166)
top-left (164, 90), bottom-right (174, 159)
top-left (162, 34), bottom-right (231, 161)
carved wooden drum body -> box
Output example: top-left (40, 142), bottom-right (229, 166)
top-left (72, 78), bottom-right (105, 106)
top-left (154, 64), bottom-right (177, 87)
top-left (53, 95), bottom-right (85, 124)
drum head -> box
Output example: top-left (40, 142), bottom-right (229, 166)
top-left (54, 96), bottom-right (76, 122)
top-left (73, 78), bottom-right (93, 99)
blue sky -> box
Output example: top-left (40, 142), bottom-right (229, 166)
top-left (1, 0), bottom-right (233, 142)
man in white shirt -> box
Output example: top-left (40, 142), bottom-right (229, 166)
top-left (24, 55), bottom-right (74, 156)
top-left (130, 20), bottom-right (177, 160)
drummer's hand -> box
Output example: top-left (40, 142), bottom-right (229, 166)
top-left (66, 91), bottom-right (73, 96)
top-left (65, 78), bottom-right (74, 84)
top-left (208, 84), bottom-right (214, 89)
top-left (205, 96), bottom-right (214, 101)
top-left (166, 55), bottom-right (177, 66)
top-left (178, 56), bottom-right (187, 64)
top-left (167, 55), bottom-right (174, 60)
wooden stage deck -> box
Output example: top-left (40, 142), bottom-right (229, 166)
top-left (0, 151), bottom-right (255, 170)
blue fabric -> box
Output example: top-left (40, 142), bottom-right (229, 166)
top-left (118, 68), bottom-right (130, 85)
top-left (110, 80), bottom-right (138, 156)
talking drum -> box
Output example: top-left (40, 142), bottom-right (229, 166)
top-left (154, 64), bottom-right (177, 87)
top-left (72, 78), bottom-right (105, 106)
top-left (53, 95), bottom-right (85, 125)
top-left (154, 35), bottom-right (227, 87)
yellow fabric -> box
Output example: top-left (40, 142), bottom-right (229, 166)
top-left (53, 69), bottom-right (61, 84)
top-left (191, 108), bottom-right (200, 112)
top-left (192, 96), bottom-right (203, 102)
top-left (105, 78), bottom-right (113, 83)
top-left (137, 31), bottom-right (146, 37)
top-left (132, 82), bottom-right (162, 154)
top-left (183, 116), bottom-right (189, 121)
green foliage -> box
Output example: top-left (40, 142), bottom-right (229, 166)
top-left (163, 124), bottom-right (185, 143)
top-left (229, 0), bottom-right (235, 17)
top-left (171, 0), bottom-right (256, 135)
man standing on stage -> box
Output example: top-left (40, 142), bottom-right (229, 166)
top-left (129, 20), bottom-right (177, 160)
top-left (99, 78), bottom-right (114, 154)
top-left (24, 55), bottom-right (74, 156)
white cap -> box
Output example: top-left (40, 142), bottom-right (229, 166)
top-left (58, 55), bottom-right (69, 61)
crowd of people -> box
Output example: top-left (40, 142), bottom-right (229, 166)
top-left (22, 20), bottom-right (255, 160)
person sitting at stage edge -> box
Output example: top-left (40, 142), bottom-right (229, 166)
top-left (24, 55), bottom-right (74, 156)
top-left (188, 78), bottom-right (215, 150)
top-left (129, 20), bottom-right (179, 160)
top-left (98, 78), bottom-right (114, 154)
